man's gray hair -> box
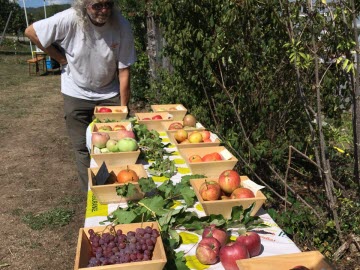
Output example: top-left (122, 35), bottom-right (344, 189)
top-left (72, 0), bottom-right (90, 30)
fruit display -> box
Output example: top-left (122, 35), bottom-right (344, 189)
top-left (135, 112), bottom-right (174, 131)
top-left (194, 224), bottom-right (262, 270)
top-left (196, 170), bottom-right (256, 201)
top-left (88, 164), bottom-right (147, 204)
top-left (150, 104), bottom-right (187, 120)
top-left (169, 129), bottom-right (221, 148)
top-left (92, 134), bottom-right (138, 153)
top-left (91, 133), bottom-right (140, 167)
top-left (188, 152), bottom-right (223, 162)
top-left (93, 106), bottom-right (128, 122)
top-left (92, 122), bottom-right (132, 134)
top-left (190, 174), bottom-right (266, 218)
top-left (74, 222), bottom-right (167, 270)
top-left (179, 146), bottom-right (238, 178)
top-left (83, 106), bottom-right (322, 270)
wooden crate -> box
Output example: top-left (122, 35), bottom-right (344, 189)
top-left (74, 222), bottom-right (167, 270)
top-left (92, 122), bottom-right (132, 132)
top-left (162, 121), bottom-right (205, 132)
top-left (236, 251), bottom-right (335, 270)
top-left (90, 131), bottom-right (140, 166)
top-left (190, 177), bottom-right (266, 218)
top-left (88, 165), bottom-right (148, 204)
top-left (135, 112), bottom-right (174, 132)
top-left (178, 146), bottom-right (238, 178)
top-left (94, 106), bottom-right (128, 122)
top-left (168, 131), bottom-right (221, 148)
top-left (151, 104), bottom-right (187, 120)
top-left (91, 150), bottom-right (140, 167)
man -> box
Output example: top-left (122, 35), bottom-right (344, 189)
top-left (25, 0), bottom-right (137, 191)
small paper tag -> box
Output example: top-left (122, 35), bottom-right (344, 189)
top-left (95, 162), bottom-right (110, 185)
top-left (242, 179), bottom-right (265, 194)
top-left (210, 132), bottom-right (219, 142)
top-left (196, 122), bottom-right (204, 128)
top-left (220, 149), bottom-right (233, 160)
top-left (167, 113), bottom-right (173, 120)
top-left (126, 122), bottom-right (132, 130)
top-left (176, 105), bottom-right (184, 110)
top-left (93, 147), bottom-right (101, 154)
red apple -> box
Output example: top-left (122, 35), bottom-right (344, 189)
top-left (113, 124), bottom-right (126, 131)
top-left (199, 180), bottom-right (221, 201)
top-left (152, 115), bottom-right (163, 120)
top-left (202, 225), bottom-right (228, 246)
top-left (218, 170), bottom-right (241, 194)
top-left (115, 129), bottom-right (135, 140)
top-left (230, 187), bottom-right (255, 199)
top-left (168, 122), bottom-right (183, 130)
top-left (202, 152), bottom-right (222, 162)
top-left (201, 130), bottom-right (211, 140)
top-left (235, 231), bottom-right (261, 257)
top-left (219, 242), bottom-right (249, 270)
top-left (212, 152), bottom-right (222, 160)
top-left (203, 138), bottom-right (212, 143)
top-left (91, 132), bottom-right (110, 149)
top-left (98, 107), bottom-right (112, 113)
top-left (195, 237), bottom-right (221, 265)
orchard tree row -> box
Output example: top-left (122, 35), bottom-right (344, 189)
top-left (120, 0), bottom-right (360, 268)
top-left (0, 0), bottom-right (70, 37)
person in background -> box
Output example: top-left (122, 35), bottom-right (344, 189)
top-left (25, 0), bottom-right (137, 191)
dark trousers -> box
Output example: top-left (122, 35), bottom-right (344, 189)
top-left (63, 94), bottom-right (120, 191)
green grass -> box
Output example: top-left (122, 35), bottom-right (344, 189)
top-left (21, 208), bottom-right (75, 230)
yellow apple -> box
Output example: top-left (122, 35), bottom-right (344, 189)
top-left (188, 131), bottom-right (203, 143)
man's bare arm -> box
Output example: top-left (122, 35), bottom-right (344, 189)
top-left (25, 24), bottom-right (67, 65)
top-left (118, 67), bottom-right (131, 107)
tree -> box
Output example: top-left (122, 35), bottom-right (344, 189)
top-left (0, 0), bottom-right (27, 35)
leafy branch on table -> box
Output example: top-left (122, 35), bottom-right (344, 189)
top-left (105, 175), bottom-right (268, 269)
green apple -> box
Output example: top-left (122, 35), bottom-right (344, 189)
top-left (116, 138), bottom-right (138, 152)
top-left (106, 139), bottom-right (119, 152)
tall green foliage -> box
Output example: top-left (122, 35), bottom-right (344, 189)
top-left (0, 0), bottom-right (27, 35)
top-left (137, 0), bottom-right (360, 265)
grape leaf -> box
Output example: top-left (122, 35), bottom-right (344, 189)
top-left (111, 208), bottom-right (138, 224)
top-left (139, 195), bottom-right (169, 216)
top-left (138, 177), bottom-right (157, 193)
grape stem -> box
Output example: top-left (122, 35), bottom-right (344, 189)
top-left (138, 202), bottom-right (162, 231)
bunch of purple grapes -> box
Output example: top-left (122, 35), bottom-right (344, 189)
top-left (87, 226), bottom-right (160, 267)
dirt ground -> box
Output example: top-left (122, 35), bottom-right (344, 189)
top-left (0, 55), bottom-right (133, 270)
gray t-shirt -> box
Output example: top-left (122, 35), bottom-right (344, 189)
top-left (33, 8), bottom-right (136, 100)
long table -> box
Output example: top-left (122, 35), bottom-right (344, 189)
top-left (84, 129), bottom-right (301, 269)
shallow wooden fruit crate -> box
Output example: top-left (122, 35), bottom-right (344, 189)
top-left (236, 251), bottom-right (335, 270)
top-left (94, 106), bottom-right (128, 122)
top-left (92, 122), bottom-right (132, 132)
top-left (135, 112), bottom-right (174, 132)
top-left (150, 104), bottom-right (187, 120)
top-left (190, 177), bottom-right (266, 218)
top-left (74, 222), bottom-right (167, 270)
top-left (178, 146), bottom-right (238, 178)
top-left (168, 131), bottom-right (221, 148)
top-left (88, 164), bottom-right (148, 204)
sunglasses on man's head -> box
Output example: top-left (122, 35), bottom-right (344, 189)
top-left (89, 1), bottom-right (114, 11)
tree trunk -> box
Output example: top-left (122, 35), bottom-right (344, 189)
top-left (350, 0), bottom-right (360, 191)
